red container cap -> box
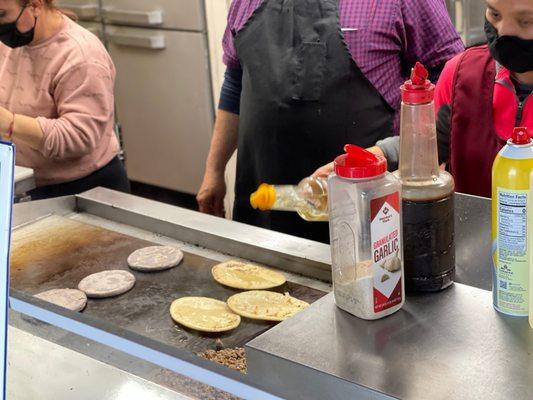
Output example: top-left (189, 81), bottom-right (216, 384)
top-left (401, 62), bottom-right (435, 104)
top-left (334, 144), bottom-right (387, 179)
top-left (511, 127), bottom-right (531, 145)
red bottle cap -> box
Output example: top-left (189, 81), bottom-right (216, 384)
top-left (401, 62), bottom-right (435, 104)
top-left (511, 127), bottom-right (531, 145)
top-left (334, 144), bottom-right (387, 179)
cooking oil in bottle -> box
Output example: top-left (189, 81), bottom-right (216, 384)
top-left (250, 177), bottom-right (329, 221)
top-left (492, 127), bottom-right (533, 317)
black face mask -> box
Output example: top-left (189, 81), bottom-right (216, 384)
top-left (485, 18), bottom-right (533, 73)
top-left (0, 7), bottom-right (36, 49)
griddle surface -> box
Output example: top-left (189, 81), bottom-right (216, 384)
top-left (10, 215), bottom-right (325, 353)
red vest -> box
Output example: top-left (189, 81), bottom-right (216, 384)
top-left (450, 46), bottom-right (505, 198)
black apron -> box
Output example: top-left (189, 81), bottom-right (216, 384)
top-left (233, 0), bottom-right (394, 243)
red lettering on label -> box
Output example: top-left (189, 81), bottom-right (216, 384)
top-left (371, 193), bottom-right (403, 314)
top-left (373, 238), bottom-right (399, 263)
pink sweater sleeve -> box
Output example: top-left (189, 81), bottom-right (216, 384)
top-left (37, 61), bottom-right (115, 159)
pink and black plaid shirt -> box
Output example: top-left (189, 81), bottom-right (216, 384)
top-left (222, 0), bottom-right (464, 113)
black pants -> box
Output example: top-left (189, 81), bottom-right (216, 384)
top-left (29, 156), bottom-right (131, 200)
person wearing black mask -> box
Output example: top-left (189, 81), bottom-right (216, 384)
top-left (0, 4), bottom-right (35, 47)
top-left (0, 0), bottom-right (130, 199)
top-left (314, 0), bottom-right (533, 199)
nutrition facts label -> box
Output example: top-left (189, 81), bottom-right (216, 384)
top-left (496, 188), bottom-right (528, 316)
top-left (498, 190), bottom-right (527, 254)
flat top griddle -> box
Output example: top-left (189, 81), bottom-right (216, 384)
top-left (10, 215), bottom-right (325, 354)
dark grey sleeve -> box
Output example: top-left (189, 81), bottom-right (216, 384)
top-left (437, 104), bottom-right (451, 165)
top-left (376, 136), bottom-right (400, 171)
top-left (218, 67), bottom-right (243, 115)
top-left (376, 102), bottom-right (451, 171)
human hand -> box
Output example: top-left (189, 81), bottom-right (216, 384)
top-left (312, 146), bottom-right (386, 178)
top-left (312, 162), bottom-right (334, 179)
top-left (366, 146), bottom-right (385, 157)
top-left (0, 107), bottom-right (13, 139)
top-left (197, 170), bottom-right (227, 217)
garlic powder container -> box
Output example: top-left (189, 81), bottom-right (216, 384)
top-left (329, 145), bottom-right (405, 320)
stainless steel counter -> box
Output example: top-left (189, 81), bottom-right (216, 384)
top-left (247, 287), bottom-right (533, 400)
top-left (454, 193), bottom-right (492, 291)
top-left (13, 166), bottom-right (35, 197)
top-left (244, 194), bottom-right (531, 400)
top-left (8, 325), bottom-right (191, 400)
top-left (9, 188), bottom-right (527, 400)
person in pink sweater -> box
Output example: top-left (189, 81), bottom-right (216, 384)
top-left (0, 0), bottom-right (129, 199)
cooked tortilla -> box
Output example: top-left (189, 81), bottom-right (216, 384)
top-left (227, 290), bottom-right (309, 322)
top-left (212, 260), bottom-right (286, 290)
top-left (170, 297), bottom-right (241, 333)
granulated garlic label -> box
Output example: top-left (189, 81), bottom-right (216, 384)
top-left (370, 193), bottom-right (403, 313)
